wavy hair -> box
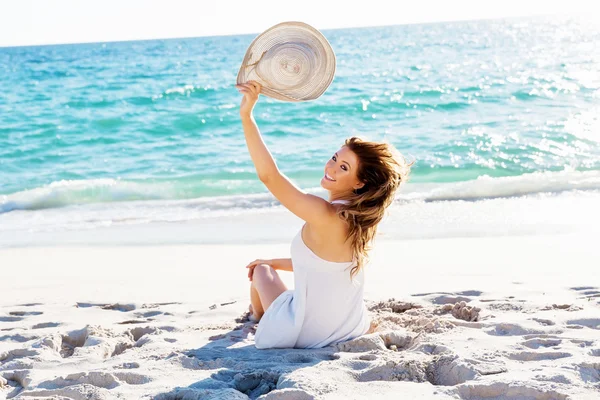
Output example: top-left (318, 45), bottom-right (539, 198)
top-left (337, 137), bottom-right (413, 280)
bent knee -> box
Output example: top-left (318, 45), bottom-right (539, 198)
top-left (254, 263), bottom-right (274, 276)
top-left (253, 264), bottom-right (276, 285)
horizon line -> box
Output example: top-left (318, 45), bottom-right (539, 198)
top-left (0, 13), bottom-right (566, 50)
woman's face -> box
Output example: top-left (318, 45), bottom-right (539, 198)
top-left (320, 146), bottom-right (364, 194)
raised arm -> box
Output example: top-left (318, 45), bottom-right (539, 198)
top-left (236, 80), bottom-right (335, 225)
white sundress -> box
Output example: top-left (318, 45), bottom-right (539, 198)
top-left (254, 200), bottom-right (371, 349)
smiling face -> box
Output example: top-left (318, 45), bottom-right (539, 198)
top-left (320, 145), bottom-right (365, 196)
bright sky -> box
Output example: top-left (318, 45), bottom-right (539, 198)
top-left (0, 0), bottom-right (594, 48)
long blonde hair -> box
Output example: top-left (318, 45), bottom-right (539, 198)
top-left (336, 137), bottom-right (412, 280)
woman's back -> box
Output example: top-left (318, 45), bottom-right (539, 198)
top-left (300, 207), bottom-right (354, 263)
top-left (254, 223), bottom-right (370, 349)
top-left (291, 223), bottom-right (370, 348)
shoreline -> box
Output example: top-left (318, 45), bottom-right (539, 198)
top-left (2, 188), bottom-right (599, 249)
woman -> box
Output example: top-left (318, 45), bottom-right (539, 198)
top-left (235, 80), bottom-right (411, 349)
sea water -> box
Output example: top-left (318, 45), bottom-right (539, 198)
top-left (1, 15), bottom-right (599, 247)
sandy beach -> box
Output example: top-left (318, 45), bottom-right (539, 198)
top-left (1, 224), bottom-right (599, 399)
top-left (2, 9), bottom-right (600, 400)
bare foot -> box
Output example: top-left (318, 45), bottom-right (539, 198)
top-left (248, 304), bottom-right (259, 322)
top-left (366, 319), bottom-right (378, 334)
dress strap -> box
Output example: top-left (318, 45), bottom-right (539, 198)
top-left (331, 199), bottom-right (350, 205)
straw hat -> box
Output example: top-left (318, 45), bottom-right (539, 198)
top-left (236, 21), bottom-right (336, 102)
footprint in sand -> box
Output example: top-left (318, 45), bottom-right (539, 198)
top-left (155, 388), bottom-right (248, 400)
top-left (565, 318), bottom-right (600, 330)
top-left (59, 326), bottom-right (100, 358)
top-left (76, 302), bottom-right (137, 312)
top-left (0, 307), bottom-right (40, 330)
top-left (353, 355), bottom-right (433, 384)
top-left (1, 324), bottom-right (182, 399)
top-left (114, 361), bottom-right (141, 369)
top-left (9, 310), bottom-right (43, 316)
top-left (0, 348), bottom-right (38, 363)
top-left (571, 286), bottom-right (600, 301)
top-left (135, 310), bottom-right (163, 318)
top-left (0, 316), bottom-right (24, 322)
top-left (523, 333), bottom-right (563, 340)
top-left (411, 290), bottom-right (483, 305)
top-left (0, 333), bottom-right (40, 343)
top-left (229, 370), bottom-right (280, 398)
top-left (415, 343), bottom-right (452, 355)
top-left (32, 322), bottom-right (61, 329)
top-left (166, 368), bottom-right (280, 399)
top-left (142, 302), bottom-right (181, 308)
top-left (31, 325), bottom-right (168, 359)
top-left (578, 362), bottom-right (600, 383)
top-left (118, 320), bottom-right (150, 325)
top-left (76, 302), bottom-right (174, 313)
top-left (508, 350), bottom-right (572, 361)
top-left (570, 338), bottom-right (594, 347)
top-left (484, 323), bottom-right (545, 336)
top-left (454, 382), bottom-right (569, 400)
top-left (521, 337), bottom-right (562, 349)
top-left (0, 370), bottom-right (32, 398)
top-left (37, 370), bottom-right (152, 389)
top-left (540, 303), bottom-right (583, 312)
top-left (486, 302), bottom-right (524, 312)
top-left (529, 317), bottom-right (555, 326)
top-left (334, 329), bottom-right (418, 352)
top-left (5, 370), bottom-right (152, 399)
top-left (75, 302), bottom-right (179, 324)
top-left (128, 326), bottom-right (159, 342)
top-left (339, 348), bottom-right (506, 388)
top-left (532, 374), bottom-right (572, 384)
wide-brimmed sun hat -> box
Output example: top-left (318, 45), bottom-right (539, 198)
top-left (236, 21), bottom-right (336, 102)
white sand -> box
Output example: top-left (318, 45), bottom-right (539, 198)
top-left (0, 231), bottom-right (599, 399)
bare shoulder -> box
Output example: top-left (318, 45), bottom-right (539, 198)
top-left (302, 204), bottom-right (353, 262)
top-left (261, 172), bottom-right (339, 225)
top-left (304, 203), bottom-right (349, 244)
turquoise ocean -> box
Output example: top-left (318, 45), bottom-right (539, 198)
top-left (1, 15), bottom-right (599, 246)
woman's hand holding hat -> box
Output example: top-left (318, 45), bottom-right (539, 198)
top-left (236, 80), bottom-right (262, 117)
top-left (236, 21), bottom-right (336, 102)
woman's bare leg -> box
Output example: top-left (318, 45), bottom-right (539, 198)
top-left (249, 283), bottom-right (264, 320)
top-left (250, 264), bottom-right (287, 321)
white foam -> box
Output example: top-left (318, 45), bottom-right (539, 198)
top-left (395, 169), bottom-right (600, 202)
top-left (1, 170), bottom-right (599, 248)
top-left (1, 188), bottom-right (598, 249)
top-left (3, 170), bottom-right (599, 215)
top-left (0, 178), bottom-right (172, 213)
